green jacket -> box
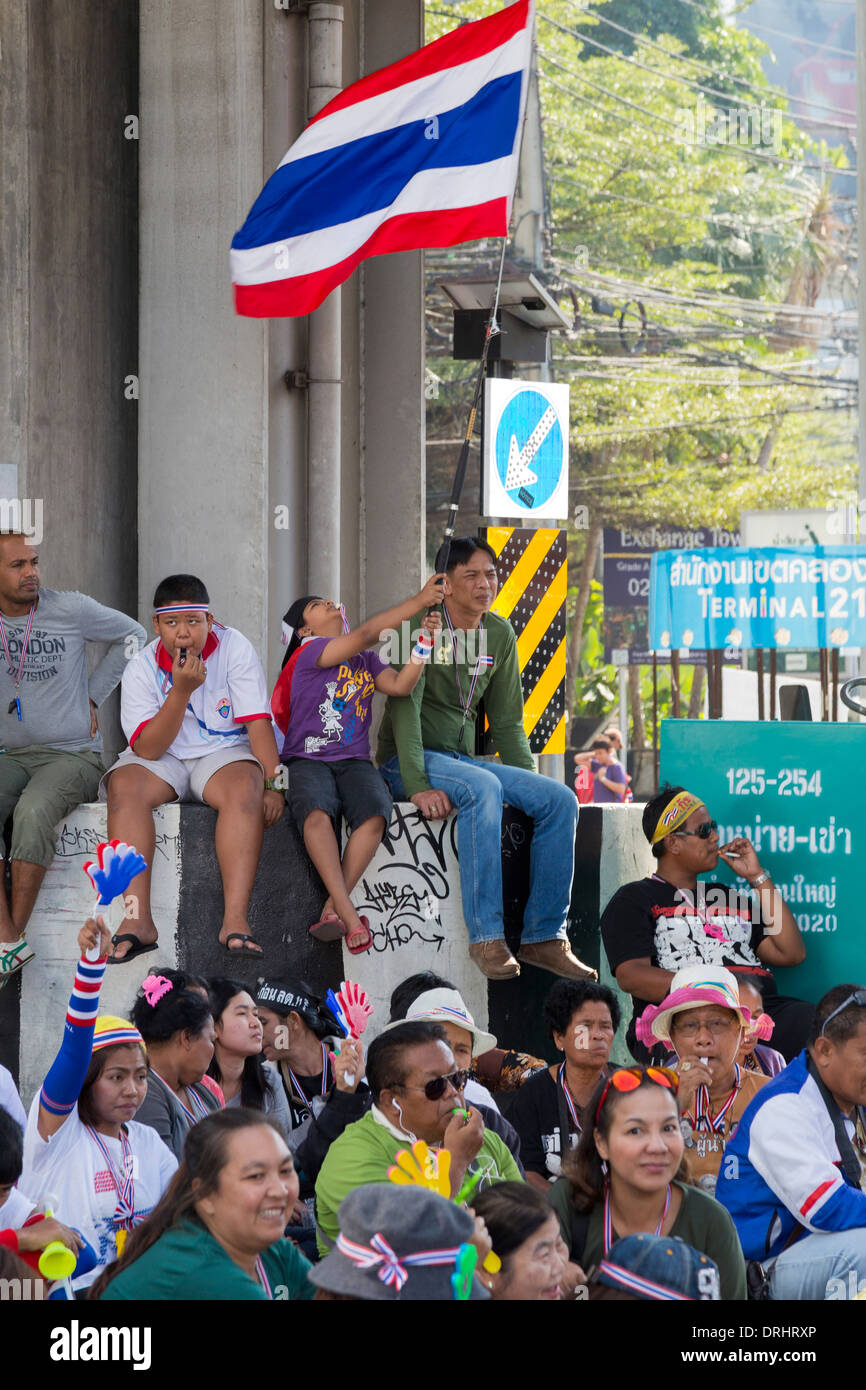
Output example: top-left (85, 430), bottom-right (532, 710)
top-left (99, 1217), bottom-right (315, 1301)
top-left (315, 1108), bottom-right (523, 1253)
top-left (376, 609), bottom-right (533, 797)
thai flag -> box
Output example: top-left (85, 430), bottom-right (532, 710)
top-left (231, 0), bottom-right (534, 318)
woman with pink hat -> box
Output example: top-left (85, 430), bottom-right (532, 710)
top-left (636, 965), bottom-right (769, 1194)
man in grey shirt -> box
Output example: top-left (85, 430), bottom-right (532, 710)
top-left (0, 534), bottom-right (146, 975)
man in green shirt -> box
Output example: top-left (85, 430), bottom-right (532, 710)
top-left (315, 1020), bottom-right (523, 1252)
top-left (378, 537), bottom-right (594, 981)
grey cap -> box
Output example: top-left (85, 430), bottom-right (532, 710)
top-left (308, 1183), bottom-right (490, 1301)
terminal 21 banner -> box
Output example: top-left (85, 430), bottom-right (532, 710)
top-left (649, 546), bottom-right (866, 653)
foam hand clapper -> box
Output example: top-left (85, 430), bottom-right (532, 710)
top-left (387, 1140), bottom-right (452, 1199)
top-left (83, 840), bottom-right (147, 906)
top-left (335, 979), bottom-right (373, 1040)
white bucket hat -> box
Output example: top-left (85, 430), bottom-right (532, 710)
top-left (393, 987), bottom-right (497, 1057)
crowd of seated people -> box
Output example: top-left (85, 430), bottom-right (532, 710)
top-left (0, 534), bottom-right (862, 1302)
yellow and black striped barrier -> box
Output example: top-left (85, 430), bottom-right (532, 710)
top-left (486, 526), bottom-right (566, 754)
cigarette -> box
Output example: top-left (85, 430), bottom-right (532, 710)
top-left (699, 1057), bottom-right (709, 1067)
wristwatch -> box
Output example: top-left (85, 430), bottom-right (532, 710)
top-left (265, 766), bottom-right (287, 796)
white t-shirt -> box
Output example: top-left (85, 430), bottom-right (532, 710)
top-left (0, 1185), bottom-right (37, 1229)
top-left (120, 623), bottom-right (272, 759)
top-left (22, 1098), bottom-right (178, 1290)
top-left (0, 1063), bottom-right (27, 1130)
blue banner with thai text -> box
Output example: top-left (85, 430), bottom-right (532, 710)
top-left (649, 545), bottom-right (866, 651)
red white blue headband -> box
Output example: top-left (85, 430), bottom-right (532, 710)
top-left (153, 603), bottom-right (211, 615)
top-left (335, 1231), bottom-right (460, 1292)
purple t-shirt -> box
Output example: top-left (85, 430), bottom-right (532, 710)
top-left (281, 637), bottom-right (387, 762)
top-left (591, 757), bottom-right (627, 803)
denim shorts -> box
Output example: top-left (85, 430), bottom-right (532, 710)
top-left (286, 756), bottom-right (392, 834)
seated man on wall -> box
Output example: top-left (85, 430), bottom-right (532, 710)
top-left (377, 536), bottom-right (594, 984)
top-left (716, 985), bottom-right (866, 1300)
top-left (314, 1020), bottom-right (523, 1251)
top-left (0, 533), bottom-right (146, 976)
top-left (601, 784), bottom-right (812, 1063)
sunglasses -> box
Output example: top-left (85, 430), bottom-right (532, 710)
top-left (820, 989), bottom-right (866, 1038)
top-left (397, 1069), bottom-right (470, 1102)
top-left (595, 1067), bottom-right (679, 1124)
top-left (673, 820), bottom-right (718, 841)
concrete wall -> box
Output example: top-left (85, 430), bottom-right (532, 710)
top-left (12, 800), bottom-right (652, 1108)
top-left (0, 0), bottom-right (140, 759)
top-left (138, 0), bottom-right (275, 653)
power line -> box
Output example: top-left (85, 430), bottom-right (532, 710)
top-left (668, 0), bottom-right (856, 58)
top-left (537, 48), bottom-right (855, 180)
top-left (553, 0), bottom-right (857, 122)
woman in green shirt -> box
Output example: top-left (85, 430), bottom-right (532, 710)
top-left (548, 1067), bottom-right (746, 1301)
top-left (92, 1109), bottom-right (314, 1300)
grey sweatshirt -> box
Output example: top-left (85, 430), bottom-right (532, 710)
top-left (0, 588), bottom-right (147, 754)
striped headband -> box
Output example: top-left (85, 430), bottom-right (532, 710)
top-left (596, 1259), bottom-right (692, 1301)
top-left (651, 791), bottom-right (704, 845)
top-left (335, 1231), bottom-right (460, 1292)
top-left (153, 603), bottom-right (211, 615)
top-left (92, 1015), bottom-right (146, 1053)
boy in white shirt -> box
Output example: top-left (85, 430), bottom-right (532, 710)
top-left (101, 574), bottom-right (284, 963)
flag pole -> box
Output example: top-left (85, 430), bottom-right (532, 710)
top-left (434, 236), bottom-right (508, 575)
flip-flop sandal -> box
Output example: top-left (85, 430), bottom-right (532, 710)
top-left (222, 932), bottom-right (265, 960)
top-left (309, 917), bottom-right (348, 943)
top-left (345, 916), bottom-right (373, 955)
top-left (107, 933), bottom-right (159, 966)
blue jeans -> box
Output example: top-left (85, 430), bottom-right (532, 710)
top-left (770, 1226), bottom-right (866, 1300)
top-left (379, 751), bottom-right (578, 946)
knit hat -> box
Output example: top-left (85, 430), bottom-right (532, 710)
top-left (593, 1234), bottom-right (721, 1301)
top-left (92, 1016), bottom-right (146, 1053)
top-left (254, 977), bottom-right (346, 1040)
top-left (635, 965), bottom-right (751, 1049)
top-left (307, 1184), bottom-right (490, 1301)
top-left (385, 988), bottom-right (496, 1057)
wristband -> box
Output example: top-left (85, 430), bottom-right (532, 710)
top-left (265, 767), bottom-right (287, 795)
top-left (411, 632), bottom-right (434, 665)
top-left (750, 871), bottom-right (771, 888)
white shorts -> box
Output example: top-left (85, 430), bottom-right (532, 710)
top-left (99, 743), bottom-right (263, 804)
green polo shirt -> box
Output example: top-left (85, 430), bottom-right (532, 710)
top-left (376, 609), bottom-right (533, 797)
top-left (315, 1108), bottom-right (524, 1253)
top-left (99, 1217), bottom-right (315, 1301)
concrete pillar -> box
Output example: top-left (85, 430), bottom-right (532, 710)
top-left (307, 4), bottom-right (345, 603)
top-left (139, 0), bottom-right (275, 652)
top-left (361, 2), bottom-right (427, 617)
top-left (0, 0), bottom-right (139, 756)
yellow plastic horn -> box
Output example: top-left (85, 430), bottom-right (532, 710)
top-left (38, 1239), bottom-right (77, 1281)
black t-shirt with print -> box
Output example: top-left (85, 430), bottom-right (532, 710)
top-left (508, 1066), bottom-right (611, 1180)
top-left (601, 876), bottom-right (770, 1054)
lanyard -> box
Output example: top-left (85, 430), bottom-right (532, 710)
top-left (255, 1256), bottom-right (273, 1298)
top-left (558, 1063), bottom-right (582, 1133)
top-left (687, 1065), bottom-right (741, 1134)
top-left (0, 605), bottom-right (35, 720)
top-left (287, 1044), bottom-right (330, 1109)
top-left (441, 605), bottom-right (487, 747)
top-left (86, 1125), bottom-right (136, 1228)
top-left (151, 1069), bottom-right (211, 1123)
top-left (603, 1182), bottom-right (670, 1256)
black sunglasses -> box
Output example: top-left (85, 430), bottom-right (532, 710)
top-left (397, 1069), bottom-right (470, 1101)
top-left (673, 820), bottom-right (718, 841)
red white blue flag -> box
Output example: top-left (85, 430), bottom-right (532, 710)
top-left (231, 0), bottom-right (534, 318)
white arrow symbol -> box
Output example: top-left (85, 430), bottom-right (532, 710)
top-left (504, 404), bottom-right (557, 492)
